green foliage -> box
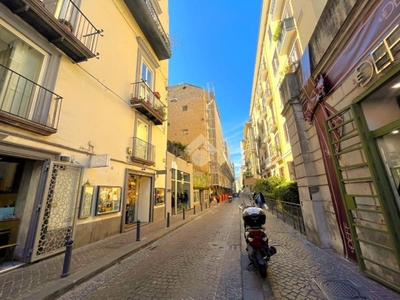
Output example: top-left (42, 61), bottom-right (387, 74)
top-left (253, 175), bottom-right (285, 199)
top-left (59, 19), bottom-right (73, 31)
top-left (277, 181), bottom-right (300, 203)
top-left (273, 22), bottom-right (282, 42)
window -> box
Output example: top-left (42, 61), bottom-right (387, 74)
top-left (139, 61), bottom-right (153, 101)
top-left (136, 37), bottom-right (159, 105)
top-left (155, 188), bottom-right (165, 206)
top-left (272, 51), bottom-right (279, 75)
top-left (268, 27), bottom-right (272, 44)
top-left (135, 119), bottom-right (150, 160)
top-left (182, 105), bottom-right (188, 111)
top-left (0, 28), bottom-right (44, 119)
top-left (0, 20), bottom-right (61, 131)
top-left (182, 129), bottom-right (188, 135)
top-left (288, 39), bottom-right (301, 67)
top-left (284, 121), bottom-right (290, 143)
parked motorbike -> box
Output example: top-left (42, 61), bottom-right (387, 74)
top-left (242, 206), bottom-right (276, 278)
top-left (228, 195), bottom-right (233, 202)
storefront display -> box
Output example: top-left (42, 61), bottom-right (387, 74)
top-left (96, 186), bottom-right (121, 215)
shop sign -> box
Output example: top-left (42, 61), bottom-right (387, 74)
top-left (356, 24), bottom-right (400, 87)
top-left (301, 0), bottom-right (400, 121)
top-left (89, 154), bottom-right (110, 168)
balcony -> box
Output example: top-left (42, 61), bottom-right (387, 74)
top-left (124, 0), bottom-right (171, 60)
top-left (0, 63), bottom-right (62, 135)
top-left (268, 118), bottom-right (278, 133)
top-left (277, 17), bottom-right (296, 56)
top-left (131, 137), bottom-right (155, 166)
top-left (0, 0), bottom-right (103, 63)
top-left (130, 81), bottom-right (166, 126)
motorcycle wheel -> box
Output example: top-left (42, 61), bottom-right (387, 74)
top-left (259, 263), bottom-right (267, 278)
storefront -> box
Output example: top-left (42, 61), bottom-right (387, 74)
top-left (124, 171), bottom-right (155, 228)
top-left (295, 1), bottom-right (400, 291)
top-left (165, 152), bottom-right (193, 216)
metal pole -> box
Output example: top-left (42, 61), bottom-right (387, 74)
top-left (200, 204), bottom-right (203, 211)
top-left (136, 220), bottom-right (141, 241)
top-left (167, 212), bottom-right (170, 228)
top-left (194, 205), bottom-right (196, 215)
top-left (61, 238), bottom-right (74, 278)
top-left (183, 208), bottom-right (185, 220)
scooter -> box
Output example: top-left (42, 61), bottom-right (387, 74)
top-left (242, 206), bottom-right (276, 278)
top-left (228, 195), bottom-right (233, 202)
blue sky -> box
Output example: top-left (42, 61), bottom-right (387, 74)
top-left (168, 0), bottom-right (262, 178)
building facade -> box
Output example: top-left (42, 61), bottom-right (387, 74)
top-left (167, 83), bottom-right (235, 202)
top-left (280, 0), bottom-right (400, 292)
top-left (243, 0), bottom-right (324, 185)
top-left (0, 0), bottom-right (170, 265)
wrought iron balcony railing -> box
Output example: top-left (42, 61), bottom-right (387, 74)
top-left (0, 0), bottom-right (103, 62)
top-left (0, 63), bottom-right (63, 135)
top-left (131, 137), bottom-right (155, 165)
top-left (130, 80), bottom-right (166, 126)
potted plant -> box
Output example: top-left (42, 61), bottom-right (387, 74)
top-left (59, 19), bottom-right (73, 32)
top-left (153, 91), bottom-right (161, 100)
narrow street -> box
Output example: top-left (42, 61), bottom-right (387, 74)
top-left (58, 198), bottom-right (246, 300)
top-left (57, 196), bottom-right (400, 300)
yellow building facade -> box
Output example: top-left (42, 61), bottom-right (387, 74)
top-left (243, 0), bottom-right (326, 184)
top-left (0, 0), bottom-right (170, 264)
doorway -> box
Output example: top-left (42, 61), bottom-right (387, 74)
top-left (125, 173), bottom-right (152, 228)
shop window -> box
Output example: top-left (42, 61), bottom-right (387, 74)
top-left (193, 190), bottom-right (199, 203)
top-left (0, 157), bottom-right (23, 220)
top-left (376, 127), bottom-right (400, 210)
top-left (155, 188), bottom-right (165, 206)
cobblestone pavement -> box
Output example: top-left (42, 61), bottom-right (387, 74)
top-left (58, 201), bottom-right (243, 299)
top-left (263, 209), bottom-right (400, 300)
top-left (0, 202), bottom-right (220, 300)
top-left (1, 195), bottom-right (399, 300)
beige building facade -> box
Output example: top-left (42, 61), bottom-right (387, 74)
top-left (167, 84), bottom-right (235, 201)
top-left (0, 0), bottom-right (170, 265)
top-left (279, 0), bottom-right (400, 291)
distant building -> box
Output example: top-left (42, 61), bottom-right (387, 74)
top-left (167, 84), bottom-right (235, 202)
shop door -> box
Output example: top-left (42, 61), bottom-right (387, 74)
top-left (31, 161), bottom-right (82, 262)
top-left (125, 174), bottom-right (152, 227)
top-left (324, 105), bottom-right (400, 291)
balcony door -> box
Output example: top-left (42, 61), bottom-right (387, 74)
top-left (0, 25), bottom-right (45, 120)
top-left (136, 119), bottom-right (149, 160)
top-left (139, 61), bottom-right (153, 103)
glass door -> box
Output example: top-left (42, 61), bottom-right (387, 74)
top-left (125, 174), bottom-right (139, 226)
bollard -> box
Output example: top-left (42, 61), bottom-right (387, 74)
top-left (183, 208), bottom-right (185, 220)
top-left (167, 212), bottom-right (170, 228)
top-left (136, 220), bottom-right (141, 241)
top-left (200, 204), bottom-right (203, 212)
top-left (194, 205), bottom-right (196, 215)
top-left (61, 238), bottom-right (74, 278)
